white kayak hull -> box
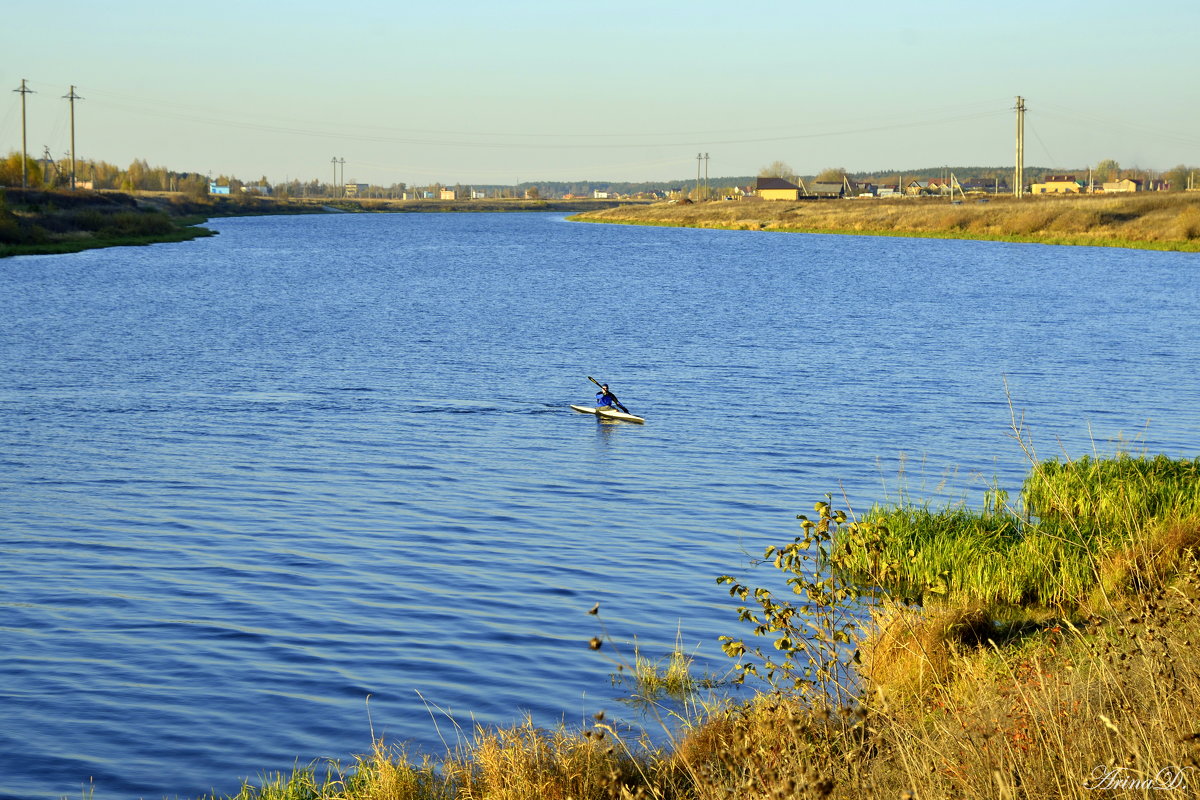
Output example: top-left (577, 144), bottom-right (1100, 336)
top-left (570, 404), bottom-right (645, 424)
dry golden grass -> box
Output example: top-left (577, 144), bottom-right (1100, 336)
top-left (667, 563), bottom-right (1200, 800)
top-left (213, 575), bottom-right (1200, 800)
top-left (574, 192), bottom-right (1200, 251)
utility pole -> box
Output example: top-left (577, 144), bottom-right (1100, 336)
top-left (41, 146), bottom-right (55, 185)
top-left (695, 153), bottom-right (702, 200)
top-left (338, 158), bottom-right (346, 197)
top-left (63, 86), bottom-right (83, 190)
top-left (703, 152), bottom-right (710, 201)
top-left (1014, 96), bottom-right (1026, 198)
top-left (331, 157), bottom-right (338, 197)
top-left (13, 80), bottom-right (34, 188)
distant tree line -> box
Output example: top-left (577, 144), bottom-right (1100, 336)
top-left (4, 150), bottom-right (1197, 198)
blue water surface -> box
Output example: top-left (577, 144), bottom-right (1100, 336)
top-left (1, 212), bottom-right (1197, 799)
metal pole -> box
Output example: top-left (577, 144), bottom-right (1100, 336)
top-left (13, 80), bottom-right (34, 188)
top-left (331, 157), bottom-right (337, 197)
top-left (63, 86), bottom-right (82, 190)
top-left (1014, 96), bottom-right (1025, 198)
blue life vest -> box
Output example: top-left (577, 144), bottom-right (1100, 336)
top-left (596, 391), bottom-right (616, 407)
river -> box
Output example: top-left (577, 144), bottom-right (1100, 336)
top-left (1, 212), bottom-right (1197, 799)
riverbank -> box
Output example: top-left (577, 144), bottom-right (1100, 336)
top-left (203, 451), bottom-right (1200, 799)
top-left (571, 191), bottom-right (1200, 252)
top-left (0, 189), bottom-right (641, 257)
top-left (0, 189), bottom-right (317, 257)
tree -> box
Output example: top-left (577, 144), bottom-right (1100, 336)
top-left (1093, 159), bottom-right (1121, 183)
top-left (0, 152), bottom-right (43, 187)
top-left (758, 161), bottom-right (796, 181)
top-left (1162, 164), bottom-right (1192, 193)
top-left (814, 167), bottom-right (847, 183)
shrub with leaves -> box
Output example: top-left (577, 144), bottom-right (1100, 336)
top-left (717, 495), bottom-right (870, 704)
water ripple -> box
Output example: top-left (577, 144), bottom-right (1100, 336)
top-left (1, 213), bottom-right (1198, 799)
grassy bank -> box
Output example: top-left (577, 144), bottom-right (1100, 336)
top-left (0, 188), bottom-right (326, 257)
top-left (0, 188), bottom-right (215, 256)
top-left (571, 192), bottom-right (1200, 252)
top-left (196, 449), bottom-right (1200, 799)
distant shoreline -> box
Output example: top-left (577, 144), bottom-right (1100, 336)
top-left (7, 187), bottom-right (1199, 257)
top-left (0, 189), bottom-right (643, 258)
top-left (570, 192), bottom-right (1200, 252)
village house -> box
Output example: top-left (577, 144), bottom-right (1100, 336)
top-left (1031, 175), bottom-right (1084, 194)
top-left (1102, 178), bottom-right (1141, 193)
top-left (440, 188), bottom-right (457, 200)
top-left (960, 177), bottom-right (1009, 195)
top-left (755, 176), bottom-right (803, 201)
top-left (809, 181), bottom-right (844, 199)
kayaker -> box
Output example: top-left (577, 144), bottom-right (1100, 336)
top-left (595, 384), bottom-right (620, 410)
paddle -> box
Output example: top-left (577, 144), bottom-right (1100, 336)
top-left (587, 376), bottom-right (631, 415)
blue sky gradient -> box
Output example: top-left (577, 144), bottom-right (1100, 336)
top-left (4, 1), bottom-right (1198, 184)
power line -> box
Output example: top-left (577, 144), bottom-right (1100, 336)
top-left (77, 93), bottom-right (1014, 151)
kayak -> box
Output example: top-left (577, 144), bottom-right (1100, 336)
top-left (570, 404), bottom-right (646, 424)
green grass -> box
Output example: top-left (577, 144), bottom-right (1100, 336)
top-left (1023, 453), bottom-right (1200, 531)
top-left (830, 455), bottom-right (1200, 610)
top-left (0, 224), bottom-right (214, 257)
top-left (834, 505), bottom-right (1103, 607)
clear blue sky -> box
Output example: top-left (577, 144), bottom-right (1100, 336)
top-left (4, 0), bottom-right (1198, 185)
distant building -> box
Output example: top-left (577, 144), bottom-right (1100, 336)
top-left (809, 181), bottom-right (845, 198)
top-left (1102, 178), bottom-right (1141, 193)
top-left (593, 190), bottom-right (612, 199)
top-left (440, 188), bottom-right (457, 200)
top-left (208, 183), bottom-right (230, 195)
top-left (960, 177), bottom-right (1009, 194)
top-left (344, 183), bottom-right (370, 197)
top-left (1031, 175), bottom-right (1084, 194)
top-left (471, 189), bottom-right (487, 199)
top-left (755, 177), bottom-right (803, 200)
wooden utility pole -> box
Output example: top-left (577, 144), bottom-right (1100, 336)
top-left (695, 152), bottom-right (702, 200)
top-left (703, 152), bottom-right (710, 200)
top-left (13, 79), bottom-right (34, 188)
top-left (1014, 96), bottom-right (1026, 198)
top-left (63, 86), bottom-right (83, 189)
